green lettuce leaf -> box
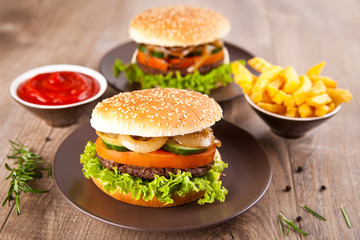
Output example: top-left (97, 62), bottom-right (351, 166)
top-left (113, 59), bottom-right (245, 94)
top-left (80, 141), bottom-right (228, 205)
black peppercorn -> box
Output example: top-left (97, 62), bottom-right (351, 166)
top-left (296, 216), bottom-right (302, 222)
top-left (295, 166), bottom-right (303, 173)
top-left (45, 137), bottom-right (51, 142)
top-left (284, 185), bottom-right (291, 192)
top-left (320, 185), bottom-right (326, 191)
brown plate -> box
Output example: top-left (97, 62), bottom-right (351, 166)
top-left (53, 120), bottom-right (271, 232)
top-left (99, 41), bottom-right (254, 102)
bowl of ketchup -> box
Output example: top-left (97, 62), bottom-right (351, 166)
top-left (10, 64), bottom-right (108, 127)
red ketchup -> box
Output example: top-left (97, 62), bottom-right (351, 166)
top-left (17, 71), bottom-right (100, 105)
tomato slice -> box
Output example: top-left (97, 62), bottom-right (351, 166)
top-left (203, 49), bottom-right (224, 65)
top-left (169, 49), bottom-right (224, 69)
top-left (168, 57), bottom-right (196, 69)
top-left (95, 137), bottom-right (216, 169)
top-left (137, 51), bottom-right (168, 71)
top-left (137, 49), bottom-right (224, 71)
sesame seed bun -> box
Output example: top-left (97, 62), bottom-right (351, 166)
top-left (90, 88), bottom-right (222, 137)
top-left (129, 5), bottom-right (230, 47)
top-left (91, 150), bottom-right (223, 207)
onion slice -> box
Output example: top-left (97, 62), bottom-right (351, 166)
top-left (187, 44), bottom-right (211, 72)
top-left (117, 135), bottom-right (168, 153)
top-left (174, 128), bottom-right (214, 148)
top-left (96, 131), bottom-right (122, 145)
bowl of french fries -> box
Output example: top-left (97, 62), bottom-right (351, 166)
top-left (232, 58), bottom-right (353, 138)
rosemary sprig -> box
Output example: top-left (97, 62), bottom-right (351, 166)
top-left (279, 213), bottom-right (309, 236)
top-left (278, 215), bottom-right (284, 236)
top-left (278, 215), bottom-right (291, 236)
top-left (301, 205), bottom-right (326, 221)
top-left (340, 205), bottom-right (352, 229)
top-left (2, 140), bottom-right (51, 215)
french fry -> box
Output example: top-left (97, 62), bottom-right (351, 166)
top-left (286, 106), bottom-right (298, 117)
top-left (231, 57), bottom-right (352, 118)
top-left (251, 66), bottom-right (283, 103)
top-left (283, 95), bottom-right (296, 107)
top-left (315, 104), bottom-right (330, 117)
top-left (294, 75), bottom-right (313, 105)
top-left (306, 61), bottom-right (326, 76)
top-left (272, 90), bottom-right (291, 105)
top-left (247, 57), bottom-right (272, 73)
top-left (307, 93), bottom-right (332, 107)
top-left (257, 102), bottom-right (286, 114)
top-left (298, 103), bottom-right (314, 118)
top-left (309, 79), bottom-right (327, 96)
top-left (262, 92), bottom-right (274, 103)
top-left (309, 75), bottom-right (337, 88)
top-left (328, 102), bottom-right (336, 112)
top-left (283, 66), bottom-right (300, 93)
top-left (231, 61), bottom-right (254, 94)
top-left (327, 88), bottom-right (353, 105)
top-left (266, 78), bottom-right (284, 97)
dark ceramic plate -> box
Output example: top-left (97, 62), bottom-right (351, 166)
top-left (53, 120), bottom-right (271, 232)
top-left (99, 41), bottom-right (254, 102)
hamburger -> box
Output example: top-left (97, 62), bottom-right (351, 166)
top-left (80, 88), bottom-right (228, 207)
top-left (113, 5), bottom-right (233, 95)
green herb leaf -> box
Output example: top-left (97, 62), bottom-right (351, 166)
top-left (279, 213), bottom-right (309, 236)
top-left (2, 140), bottom-right (51, 215)
top-left (301, 204), bottom-right (326, 221)
top-left (340, 205), bottom-right (352, 228)
top-left (47, 163), bottom-right (53, 178)
top-left (278, 215), bottom-right (284, 236)
top-left (112, 59), bottom-right (243, 95)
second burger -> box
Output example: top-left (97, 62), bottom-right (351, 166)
top-left (113, 5), bottom-right (233, 94)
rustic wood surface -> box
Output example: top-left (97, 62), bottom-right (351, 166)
top-left (0, 0), bottom-right (359, 239)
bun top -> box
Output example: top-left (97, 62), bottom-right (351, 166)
top-left (91, 88), bottom-right (222, 137)
top-left (129, 5), bottom-right (230, 47)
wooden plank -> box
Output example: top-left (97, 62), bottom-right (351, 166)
top-left (0, 0), bottom-right (359, 239)
top-left (0, 0), bottom-right (54, 226)
top-left (0, 0), bottom-right (116, 235)
top-left (267, 0), bottom-right (360, 238)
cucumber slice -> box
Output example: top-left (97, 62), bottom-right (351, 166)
top-left (138, 44), bottom-right (147, 53)
top-left (211, 47), bottom-right (223, 54)
top-left (162, 143), bottom-right (208, 156)
top-left (186, 47), bottom-right (222, 57)
top-left (187, 51), bottom-right (202, 57)
top-left (150, 51), bottom-right (165, 59)
top-left (101, 139), bottom-right (130, 152)
top-left (137, 44), bottom-right (165, 59)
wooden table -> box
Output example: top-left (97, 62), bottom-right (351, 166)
top-left (1, 0), bottom-right (359, 239)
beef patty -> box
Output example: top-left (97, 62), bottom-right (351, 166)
top-left (136, 58), bottom-right (224, 76)
top-left (98, 155), bottom-right (214, 180)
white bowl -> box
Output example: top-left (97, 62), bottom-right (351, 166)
top-left (10, 64), bottom-right (108, 127)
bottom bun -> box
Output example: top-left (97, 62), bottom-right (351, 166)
top-left (91, 150), bottom-right (223, 208)
top-left (92, 177), bottom-right (205, 207)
